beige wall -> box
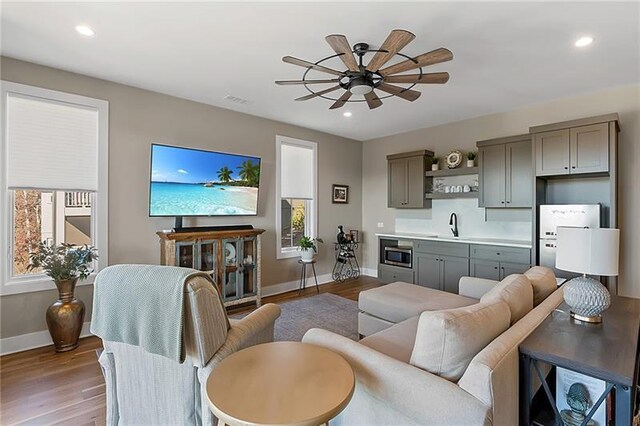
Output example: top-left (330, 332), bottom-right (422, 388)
top-left (362, 84), bottom-right (640, 298)
top-left (0, 57), bottom-right (363, 339)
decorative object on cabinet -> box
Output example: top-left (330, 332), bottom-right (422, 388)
top-left (28, 242), bottom-right (98, 352)
top-left (556, 227), bottom-right (619, 323)
top-left (477, 133), bottom-right (532, 208)
top-left (157, 228), bottom-right (264, 307)
top-left (431, 156), bottom-right (440, 171)
top-left (298, 235), bottom-right (324, 263)
top-left (445, 150), bottom-right (463, 169)
top-left (332, 184), bottom-right (349, 204)
top-left (349, 230), bottom-right (359, 243)
top-left (466, 151), bottom-right (477, 168)
top-left (387, 150), bottom-right (433, 208)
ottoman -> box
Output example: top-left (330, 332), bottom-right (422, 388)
top-left (358, 282), bottom-right (478, 337)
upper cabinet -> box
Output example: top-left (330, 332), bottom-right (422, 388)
top-left (387, 150), bottom-right (433, 208)
top-left (532, 117), bottom-right (613, 177)
top-left (477, 134), bottom-right (532, 208)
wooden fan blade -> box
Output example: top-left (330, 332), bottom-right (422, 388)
top-left (295, 86), bottom-right (342, 101)
top-left (325, 34), bottom-right (360, 72)
top-left (366, 29), bottom-right (415, 73)
top-left (282, 56), bottom-right (344, 76)
top-left (275, 79), bottom-right (340, 85)
top-left (379, 48), bottom-right (453, 76)
top-left (364, 91), bottom-right (383, 109)
top-left (384, 72), bottom-right (450, 84)
top-left (329, 91), bottom-right (352, 109)
top-left (377, 83), bottom-right (421, 101)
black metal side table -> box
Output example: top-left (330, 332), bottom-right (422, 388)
top-left (332, 242), bottom-right (360, 283)
top-left (297, 259), bottom-right (319, 294)
top-left (519, 295), bottom-right (640, 426)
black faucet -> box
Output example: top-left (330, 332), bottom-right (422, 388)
top-left (449, 213), bottom-right (459, 237)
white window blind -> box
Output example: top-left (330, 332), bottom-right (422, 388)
top-left (6, 93), bottom-right (99, 191)
top-left (280, 142), bottom-right (314, 199)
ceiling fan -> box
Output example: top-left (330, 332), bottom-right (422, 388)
top-left (275, 29), bottom-right (453, 110)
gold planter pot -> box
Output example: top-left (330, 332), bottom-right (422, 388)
top-left (46, 278), bottom-right (85, 352)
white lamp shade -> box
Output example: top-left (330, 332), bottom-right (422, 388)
top-left (280, 143), bottom-right (314, 199)
top-left (556, 227), bottom-right (619, 276)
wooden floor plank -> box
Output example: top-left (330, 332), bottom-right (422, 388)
top-left (0, 276), bottom-right (381, 425)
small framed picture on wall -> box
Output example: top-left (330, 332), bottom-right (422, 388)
top-left (332, 184), bottom-right (349, 204)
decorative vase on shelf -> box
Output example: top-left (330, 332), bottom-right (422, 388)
top-left (47, 278), bottom-right (85, 352)
top-left (431, 164), bottom-right (439, 171)
top-left (467, 159), bottom-right (475, 168)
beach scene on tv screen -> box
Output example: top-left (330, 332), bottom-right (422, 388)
top-left (150, 145), bottom-right (260, 216)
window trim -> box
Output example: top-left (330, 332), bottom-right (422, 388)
top-left (1, 81), bottom-right (109, 295)
top-left (275, 135), bottom-right (317, 260)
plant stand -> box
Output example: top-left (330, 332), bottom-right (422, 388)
top-left (332, 242), bottom-right (360, 283)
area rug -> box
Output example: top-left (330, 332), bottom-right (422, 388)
top-left (232, 293), bottom-right (359, 342)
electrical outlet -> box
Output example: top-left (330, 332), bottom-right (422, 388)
top-left (377, 222), bottom-right (384, 228)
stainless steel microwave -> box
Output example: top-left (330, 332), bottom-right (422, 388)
top-left (384, 246), bottom-right (412, 268)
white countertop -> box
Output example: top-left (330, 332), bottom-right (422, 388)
top-left (376, 232), bottom-right (532, 249)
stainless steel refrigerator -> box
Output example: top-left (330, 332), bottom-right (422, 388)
top-left (539, 204), bottom-right (601, 278)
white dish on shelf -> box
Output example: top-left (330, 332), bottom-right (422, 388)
top-left (225, 242), bottom-right (236, 265)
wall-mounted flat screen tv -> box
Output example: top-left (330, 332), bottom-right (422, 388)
top-left (149, 144), bottom-right (261, 216)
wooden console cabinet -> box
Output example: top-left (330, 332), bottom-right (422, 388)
top-left (157, 228), bottom-right (265, 308)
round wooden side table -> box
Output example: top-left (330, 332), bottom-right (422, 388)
top-left (205, 341), bottom-right (355, 426)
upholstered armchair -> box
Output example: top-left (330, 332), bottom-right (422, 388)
top-left (92, 265), bottom-right (281, 426)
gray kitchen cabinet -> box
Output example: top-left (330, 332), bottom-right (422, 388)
top-left (416, 252), bottom-right (469, 294)
top-left (387, 150), bottom-right (433, 208)
top-left (415, 253), bottom-right (440, 290)
top-left (534, 123), bottom-right (609, 176)
top-left (478, 134), bottom-right (532, 208)
top-left (441, 256), bottom-right (470, 294)
top-left (379, 264), bottom-right (414, 284)
top-left (470, 259), bottom-right (501, 281)
top-left (570, 123), bottom-right (609, 174)
top-left (535, 129), bottom-right (570, 176)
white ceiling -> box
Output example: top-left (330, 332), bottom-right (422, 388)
top-left (1, 2), bottom-right (639, 141)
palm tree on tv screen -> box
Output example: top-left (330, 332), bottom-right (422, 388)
top-left (237, 160), bottom-right (260, 187)
top-left (217, 166), bottom-right (233, 183)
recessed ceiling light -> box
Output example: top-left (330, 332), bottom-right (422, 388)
top-left (575, 36), bottom-right (594, 47)
top-left (75, 25), bottom-right (95, 37)
top-left (343, 112), bottom-right (352, 117)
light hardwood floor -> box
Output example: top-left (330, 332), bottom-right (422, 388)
top-left (0, 276), bottom-right (381, 425)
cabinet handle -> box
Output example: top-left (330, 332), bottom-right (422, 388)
top-left (572, 166), bottom-right (576, 169)
top-left (496, 253), bottom-right (500, 256)
top-left (494, 266), bottom-right (498, 270)
top-left (564, 166), bottom-right (568, 170)
top-left (501, 201), bottom-right (505, 204)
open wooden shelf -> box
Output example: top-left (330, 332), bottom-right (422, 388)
top-left (425, 166), bottom-right (479, 177)
top-left (425, 192), bottom-right (479, 200)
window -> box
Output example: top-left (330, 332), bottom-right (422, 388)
top-left (275, 136), bottom-right (317, 259)
top-left (1, 81), bottom-right (108, 295)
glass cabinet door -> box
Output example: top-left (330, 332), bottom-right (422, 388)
top-left (221, 238), bottom-right (240, 300)
top-left (175, 242), bottom-right (196, 268)
top-left (240, 237), bottom-right (257, 297)
top-left (198, 240), bottom-right (217, 273)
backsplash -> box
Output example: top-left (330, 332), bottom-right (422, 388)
top-left (395, 199), bottom-right (532, 241)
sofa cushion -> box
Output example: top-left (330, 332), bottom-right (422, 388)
top-left (409, 301), bottom-right (511, 382)
top-left (524, 266), bottom-right (557, 306)
top-left (480, 274), bottom-right (533, 324)
top-left (360, 316), bottom-right (419, 363)
top-left (359, 282), bottom-right (478, 324)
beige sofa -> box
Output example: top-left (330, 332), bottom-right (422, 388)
top-left (302, 267), bottom-right (560, 425)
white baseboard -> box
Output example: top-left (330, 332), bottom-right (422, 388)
top-left (361, 268), bottom-right (378, 278)
top-left (262, 273), bottom-right (334, 297)
top-left (0, 321), bottom-right (93, 356)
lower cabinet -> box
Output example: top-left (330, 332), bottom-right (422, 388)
top-left (379, 264), bottom-right (415, 284)
top-left (470, 259), bottom-right (530, 280)
top-left (416, 253), bottom-right (469, 294)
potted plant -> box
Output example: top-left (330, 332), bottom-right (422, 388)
top-left (298, 236), bottom-right (324, 262)
top-left (431, 156), bottom-right (440, 171)
top-left (29, 242), bottom-right (98, 352)
top-left (466, 151), bottom-right (477, 167)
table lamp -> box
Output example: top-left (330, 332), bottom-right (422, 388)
top-left (556, 227), bottom-right (619, 323)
